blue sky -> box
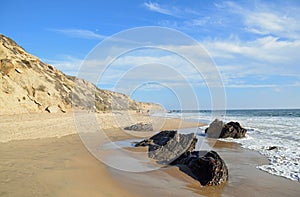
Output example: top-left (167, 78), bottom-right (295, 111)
top-left (1, 0), bottom-right (300, 109)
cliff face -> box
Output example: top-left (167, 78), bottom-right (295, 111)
top-left (0, 34), bottom-right (162, 114)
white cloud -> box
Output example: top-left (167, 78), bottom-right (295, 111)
top-left (246, 12), bottom-right (300, 39)
top-left (226, 83), bottom-right (300, 89)
top-left (204, 35), bottom-right (300, 64)
top-left (45, 39), bottom-right (300, 91)
top-left (47, 1), bottom-right (300, 91)
top-left (50, 28), bottom-right (106, 40)
top-left (222, 1), bottom-right (300, 39)
top-left (45, 44), bottom-right (224, 90)
top-left (194, 1), bottom-right (300, 89)
top-left (202, 35), bottom-right (300, 88)
top-left (98, 53), bottom-right (204, 86)
top-left (143, 2), bottom-right (174, 16)
top-left (184, 17), bottom-right (211, 27)
top-left (43, 55), bottom-right (83, 76)
top-left (47, 40), bottom-right (300, 90)
top-left (143, 1), bottom-right (200, 18)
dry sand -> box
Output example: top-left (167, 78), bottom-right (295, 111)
top-left (0, 111), bottom-right (202, 142)
top-left (0, 135), bottom-right (137, 197)
top-left (0, 111), bottom-right (202, 196)
top-left (1, 112), bottom-right (299, 196)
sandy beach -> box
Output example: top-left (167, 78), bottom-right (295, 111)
top-left (2, 2), bottom-right (300, 195)
top-left (1, 112), bottom-right (299, 196)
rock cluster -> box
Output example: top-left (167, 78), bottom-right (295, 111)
top-left (134, 130), bottom-right (228, 186)
top-left (205, 119), bottom-right (247, 138)
top-left (124, 123), bottom-right (153, 131)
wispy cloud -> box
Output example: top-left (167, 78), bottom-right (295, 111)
top-left (45, 41), bottom-right (300, 91)
top-left (47, 1), bottom-right (300, 91)
top-left (203, 35), bottom-right (300, 88)
top-left (143, 1), bottom-right (200, 18)
top-left (220, 1), bottom-right (300, 39)
top-left (190, 1), bottom-right (300, 89)
top-left (43, 55), bottom-right (83, 76)
top-left (50, 28), bottom-right (107, 40)
top-left (248, 14), bottom-right (300, 39)
top-left (143, 1), bottom-right (175, 16)
top-left (45, 44), bottom-right (222, 90)
top-left (149, 1), bottom-right (300, 41)
top-left (205, 36), bottom-right (300, 62)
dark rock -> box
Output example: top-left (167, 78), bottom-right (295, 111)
top-left (205, 119), bottom-right (247, 138)
top-left (147, 130), bottom-right (177, 146)
top-left (134, 139), bottom-right (153, 147)
top-left (149, 132), bottom-right (197, 164)
top-left (267, 146), bottom-right (278, 150)
top-left (172, 151), bottom-right (228, 186)
top-left (124, 123), bottom-right (153, 131)
top-left (134, 130), bottom-right (228, 186)
top-left (135, 130), bottom-right (197, 164)
top-left (204, 119), bottom-right (224, 138)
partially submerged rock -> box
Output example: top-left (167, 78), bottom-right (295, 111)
top-left (205, 119), bottom-right (247, 138)
top-left (124, 123), bottom-right (153, 131)
top-left (135, 130), bottom-right (228, 186)
top-left (267, 146), bottom-right (278, 151)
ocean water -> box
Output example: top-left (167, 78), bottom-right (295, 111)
top-left (153, 109), bottom-right (300, 182)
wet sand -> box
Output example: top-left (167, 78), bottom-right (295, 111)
top-left (1, 113), bottom-right (299, 196)
top-left (110, 139), bottom-right (300, 197)
top-left (196, 140), bottom-right (300, 197)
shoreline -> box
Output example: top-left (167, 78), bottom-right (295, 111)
top-left (1, 112), bottom-right (299, 196)
top-left (108, 132), bottom-right (300, 197)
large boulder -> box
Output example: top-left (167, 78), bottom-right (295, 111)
top-left (124, 123), bottom-right (153, 131)
top-left (205, 119), bottom-right (247, 138)
top-left (134, 130), bottom-right (228, 186)
top-left (135, 130), bottom-right (197, 164)
top-left (204, 119), bottom-right (225, 138)
top-left (172, 151), bottom-right (228, 186)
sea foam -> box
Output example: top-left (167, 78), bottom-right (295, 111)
top-left (215, 115), bottom-right (300, 182)
top-left (156, 110), bottom-right (300, 182)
